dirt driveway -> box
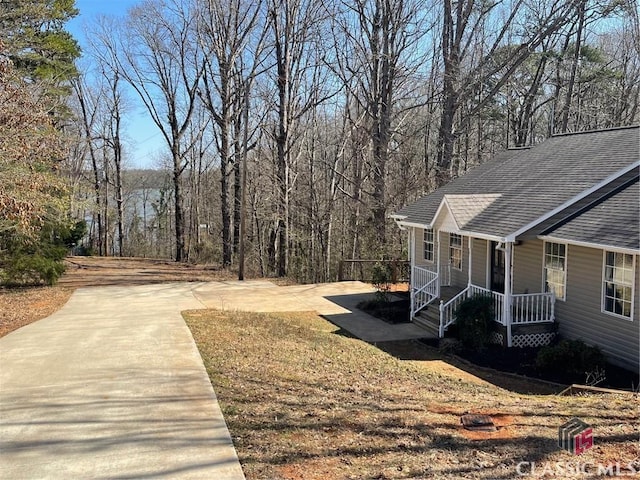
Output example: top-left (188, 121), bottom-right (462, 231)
top-left (1, 256), bottom-right (236, 337)
top-left (60, 256), bottom-right (235, 287)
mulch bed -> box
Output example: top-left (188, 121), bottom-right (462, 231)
top-left (357, 292), bottom-right (411, 324)
top-left (456, 344), bottom-right (639, 391)
top-left (358, 295), bottom-right (638, 391)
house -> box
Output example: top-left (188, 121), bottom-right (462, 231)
top-left (391, 126), bottom-right (640, 373)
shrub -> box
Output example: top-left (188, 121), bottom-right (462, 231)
top-left (536, 339), bottom-right (606, 382)
top-left (371, 262), bottom-right (392, 303)
top-left (0, 219), bottom-right (84, 286)
top-left (453, 294), bottom-right (494, 351)
top-left (2, 252), bottom-right (66, 286)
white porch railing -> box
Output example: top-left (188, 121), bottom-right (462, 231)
top-left (439, 286), bottom-right (471, 335)
top-left (468, 285), bottom-right (505, 325)
top-left (411, 266), bottom-right (438, 316)
top-left (438, 284), bottom-right (554, 337)
top-left (423, 262), bottom-right (451, 287)
top-left (512, 292), bottom-right (556, 324)
top-left (419, 262), bottom-right (452, 287)
top-left (440, 262), bottom-right (451, 287)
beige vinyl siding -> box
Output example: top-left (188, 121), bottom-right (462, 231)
top-left (512, 240), bottom-right (544, 295)
top-left (557, 245), bottom-right (639, 372)
top-left (411, 227), bottom-right (420, 265)
top-left (472, 238), bottom-right (488, 288)
top-left (512, 240), bottom-right (639, 371)
top-left (413, 227), bottom-right (437, 267)
top-left (449, 235), bottom-right (469, 288)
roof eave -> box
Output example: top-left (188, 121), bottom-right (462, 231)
top-left (538, 235), bottom-right (640, 256)
top-left (395, 220), bottom-right (431, 229)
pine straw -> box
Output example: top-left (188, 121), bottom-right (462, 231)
top-left (185, 310), bottom-right (639, 480)
top-left (0, 286), bottom-right (74, 338)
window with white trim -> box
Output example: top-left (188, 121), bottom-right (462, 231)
top-left (603, 251), bottom-right (634, 319)
top-left (450, 233), bottom-right (462, 270)
top-left (423, 229), bottom-right (434, 262)
top-left (544, 242), bottom-right (566, 300)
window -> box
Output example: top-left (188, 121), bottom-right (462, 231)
top-left (450, 233), bottom-right (462, 270)
top-left (423, 229), bottom-right (434, 262)
top-left (603, 251), bottom-right (634, 319)
top-left (544, 242), bottom-right (566, 300)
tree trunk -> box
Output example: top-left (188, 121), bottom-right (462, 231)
top-left (436, 0), bottom-right (460, 186)
top-left (172, 142), bottom-right (186, 262)
top-left (560, 0), bottom-right (586, 133)
top-left (274, 19), bottom-right (290, 278)
top-left (112, 75), bottom-right (124, 257)
top-left (233, 117), bottom-right (242, 258)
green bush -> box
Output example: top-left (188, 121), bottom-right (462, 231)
top-left (536, 339), bottom-right (606, 380)
top-left (2, 252), bottom-right (66, 286)
top-left (0, 219), bottom-right (85, 286)
top-left (453, 294), bottom-right (494, 351)
top-left (371, 262), bottom-right (392, 303)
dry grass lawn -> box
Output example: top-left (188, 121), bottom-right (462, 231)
top-left (185, 309), bottom-right (639, 480)
top-left (0, 286), bottom-right (73, 338)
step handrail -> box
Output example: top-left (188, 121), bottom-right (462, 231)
top-left (411, 276), bottom-right (439, 316)
top-left (438, 286), bottom-right (471, 336)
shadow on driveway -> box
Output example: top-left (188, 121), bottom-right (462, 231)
top-left (321, 293), bottom-right (435, 343)
top-left (322, 293), bottom-right (560, 395)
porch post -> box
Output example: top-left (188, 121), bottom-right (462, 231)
top-left (504, 241), bottom-right (513, 347)
top-left (409, 228), bottom-right (415, 318)
top-left (468, 236), bottom-right (473, 287)
top-left (409, 228), bottom-right (415, 270)
top-left (436, 229), bottom-right (442, 298)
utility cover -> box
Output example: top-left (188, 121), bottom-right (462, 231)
top-left (460, 414), bottom-right (496, 432)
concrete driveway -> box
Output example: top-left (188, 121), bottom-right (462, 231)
top-left (192, 280), bottom-right (432, 343)
top-left (0, 279), bottom-right (429, 479)
top-left (0, 283), bottom-right (244, 480)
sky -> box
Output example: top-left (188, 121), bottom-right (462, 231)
top-left (67, 0), bottom-right (164, 170)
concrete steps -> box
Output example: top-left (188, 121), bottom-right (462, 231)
top-left (411, 285), bottom-right (465, 336)
top-left (413, 309), bottom-right (440, 336)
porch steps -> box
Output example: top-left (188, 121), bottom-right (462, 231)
top-left (413, 308), bottom-right (440, 336)
top-left (439, 286), bottom-right (466, 302)
top-left (411, 286), bottom-right (465, 336)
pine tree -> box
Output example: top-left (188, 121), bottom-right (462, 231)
top-left (0, 0), bottom-right (81, 285)
top-left (0, 0), bottom-right (80, 90)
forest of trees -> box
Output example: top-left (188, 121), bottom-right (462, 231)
top-left (2, 0), bottom-right (639, 284)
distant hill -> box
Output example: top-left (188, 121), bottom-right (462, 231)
top-left (123, 170), bottom-right (171, 191)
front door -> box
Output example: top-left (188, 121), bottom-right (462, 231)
top-left (490, 242), bottom-right (505, 293)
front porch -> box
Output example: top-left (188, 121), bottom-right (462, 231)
top-left (410, 264), bottom-right (556, 348)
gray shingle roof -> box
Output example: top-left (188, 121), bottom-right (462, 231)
top-left (444, 194), bottom-right (502, 227)
top-left (544, 179), bottom-right (639, 251)
top-left (394, 126), bottom-right (640, 241)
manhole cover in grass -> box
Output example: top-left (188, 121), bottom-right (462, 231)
top-left (461, 414), bottom-right (497, 432)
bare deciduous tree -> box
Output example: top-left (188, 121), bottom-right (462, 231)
top-left (117, 0), bottom-right (203, 261)
top-left (197, 0), bottom-right (267, 267)
top-left (436, 0), bottom-right (580, 184)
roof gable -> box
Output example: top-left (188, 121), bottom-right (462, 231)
top-left (443, 194), bottom-right (502, 228)
top-left (432, 199), bottom-right (460, 232)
